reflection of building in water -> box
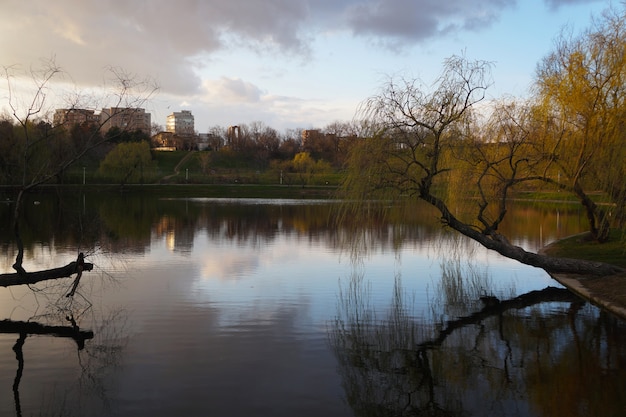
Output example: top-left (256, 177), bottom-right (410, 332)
top-left (154, 216), bottom-right (194, 253)
top-left (166, 230), bottom-right (176, 252)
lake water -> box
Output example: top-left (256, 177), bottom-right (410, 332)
top-left (0, 191), bottom-right (624, 416)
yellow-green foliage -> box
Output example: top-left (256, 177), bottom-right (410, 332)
top-left (99, 141), bottom-right (154, 184)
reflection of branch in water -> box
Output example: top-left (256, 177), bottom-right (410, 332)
top-left (331, 281), bottom-right (585, 416)
top-left (421, 286), bottom-right (583, 349)
top-left (12, 332), bottom-right (26, 417)
top-left (75, 309), bottom-right (129, 413)
top-left (0, 319), bottom-right (95, 347)
top-left (3, 319), bottom-right (95, 417)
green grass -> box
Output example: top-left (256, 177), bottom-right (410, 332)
top-left (543, 229), bottom-right (626, 268)
top-left (153, 150), bottom-right (189, 172)
top-left (514, 190), bottom-right (579, 202)
top-left (67, 183), bottom-right (338, 199)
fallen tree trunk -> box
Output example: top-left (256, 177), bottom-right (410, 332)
top-left (0, 261), bottom-right (93, 288)
top-left (420, 192), bottom-right (626, 277)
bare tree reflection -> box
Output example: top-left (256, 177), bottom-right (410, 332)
top-left (1, 252), bottom-right (126, 417)
top-left (4, 317), bottom-right (94, 417)
top-left (75, 309), bottom-right (129, 413)
top-left (330, 268), bottom-right (626, 416)
top-left (3, 306), bottom-right (128, 417)
top-left (11, 332), bottom-right (25, 417)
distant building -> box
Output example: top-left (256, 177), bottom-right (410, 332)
top-left (197, 133), bottom-right (210, 151)
top-left (301, 129), bottom-right (322, 148)
top-left (152, 131), bottom-right (176, 150)
top-left (166, 110), bottom-right (195, 136)
top-left (100, 107), bottom-right (151, 135)
top-left (226, 125), bottom-right (241, 148)
top-left (53, 108), bottom-right (100, 128)
top-left (227, 125), bottom-right (240, 139)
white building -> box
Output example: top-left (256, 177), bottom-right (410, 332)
top-left (166, 110), bottom-right (195, 136)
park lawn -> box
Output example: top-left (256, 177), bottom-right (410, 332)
top-left (543, 229), bottom-right (626, 268)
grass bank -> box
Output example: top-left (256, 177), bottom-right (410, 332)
top-left (3, 183), bottom-right (339, 200)
top-left (542, 229), bottom-right (626, 268)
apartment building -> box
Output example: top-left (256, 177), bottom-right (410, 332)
top-left (100, 107), bottom-right (151, 135)
top-left (166, 110), bottom-right (195, 136)
top-left (53, 108), bottom-right (100, 128)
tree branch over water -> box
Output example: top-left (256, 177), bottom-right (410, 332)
top-left (0, 253), bottom-right (93, 288)
top-left (341, 51), bottom-right (625, 277)
top-left (4, 317), bottom-right (95, 417)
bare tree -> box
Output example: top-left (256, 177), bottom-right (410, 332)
top-left (1, 58), bottom-right (158, 287)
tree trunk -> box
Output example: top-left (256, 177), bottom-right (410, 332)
top-left (421, 192), bottom-right (625, 277)
top-left (0, 261), bottom-right (93, 288)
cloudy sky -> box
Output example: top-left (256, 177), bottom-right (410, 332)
top-left (0, 0), bottom-right (613, 133)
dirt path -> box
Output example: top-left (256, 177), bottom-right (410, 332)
top-left (161, 151), bottom-right (196, 182)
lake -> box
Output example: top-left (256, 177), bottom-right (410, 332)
top-left (0, 190), bottom-right (624, 416)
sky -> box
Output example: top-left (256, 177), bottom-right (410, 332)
top-left (0, 0), bottom-right (616, 133)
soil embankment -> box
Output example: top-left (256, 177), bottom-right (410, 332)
top-left (541, 236), bottom-right (626, 320)
top-left (549, 272), bottom-right (626, 320)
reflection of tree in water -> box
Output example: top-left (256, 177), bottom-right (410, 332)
top-left (4, 294), bottom-right (128, 416)
top-left (330, 267), bottom-right (626, 416)
top-left (74, 308), bottom-right (128, 414)
top-left (1, 247), bottom-right (127, 417)
top-left (6, 316), bottom-right (93, 417)
top-left (0, 188), bottom-right (129, 416)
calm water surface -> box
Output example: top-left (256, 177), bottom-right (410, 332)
top-left (0, 192), bottom-right (624, 416)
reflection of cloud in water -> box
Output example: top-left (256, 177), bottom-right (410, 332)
top-left (201, 252), bottom-right (261, 281)
top-left (196, 236), bottom-right (309, 282)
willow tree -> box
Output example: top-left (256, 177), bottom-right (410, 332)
top-left (534, 6), bottom-right (626, 241)
top-left (340, 54), bottom-right (623, 276)
top-left (99, 141), bottom-right (154, 186)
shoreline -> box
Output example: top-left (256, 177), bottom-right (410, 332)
top-left (549, 272), bottom-right (626, 321)
top-left (541, 236), bottom-right (626, 321)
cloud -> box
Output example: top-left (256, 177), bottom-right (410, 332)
top-left (0, 0), bottom-right (312, 95)
top-left (0, 1), bottom-right (521, 88)
top-left (543, 0), bottom-right (604, 10)
top-left (0, 0), bottom-right (607, 131)
top-left (1, 0), bottom-right (599, 98)
top-left (343, 0), bottom-right (516, 43)
top-left (184, 93), bottom-right (353, 132)
top-left (201, 77), bottom-right (264, 103)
